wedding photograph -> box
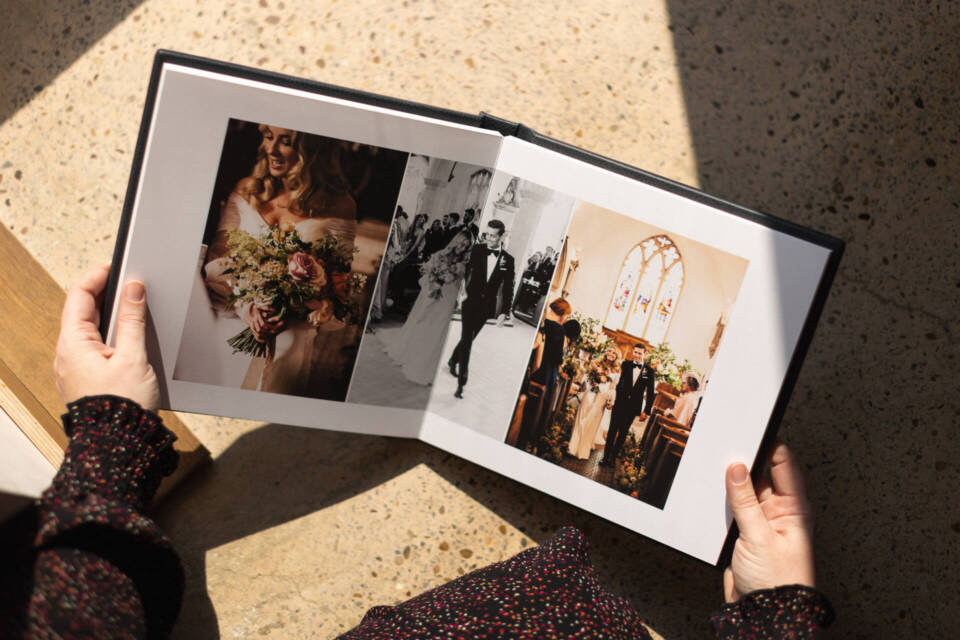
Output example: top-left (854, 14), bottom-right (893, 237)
top-left (504, 200), bottom-right (750, 509)
top-left (172, 118), bottom-right (409, 401)
top-left (345, 156), bottom-right (495, 409)
top-left (427, 173), bottom-right (576, 437)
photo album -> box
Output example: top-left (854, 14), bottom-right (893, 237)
top-left (102, 50), bottom-right (843, 566)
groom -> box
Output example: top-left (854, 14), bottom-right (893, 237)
top-left (447, 219), bottom-right (516, 399)
top-left (599, 343), bottom-right (656, 467)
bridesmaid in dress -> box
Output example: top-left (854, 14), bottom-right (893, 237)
top-left (202, 123), bottom-right (358, 399)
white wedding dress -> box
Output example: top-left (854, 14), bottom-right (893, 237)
top-left (173, 192), bottom-right (357, 399)
top-left (379, 278), bottom-right (460, 385)
top-left (567, 374), bottom-right (618, 459)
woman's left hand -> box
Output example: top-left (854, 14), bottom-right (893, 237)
top-left (54, 263), bottom-right (161, 411)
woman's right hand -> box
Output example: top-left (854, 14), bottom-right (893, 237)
top-left (240, 302), bottom-right (286, 342)
top-left (723, 442), bottom-right (816, 602)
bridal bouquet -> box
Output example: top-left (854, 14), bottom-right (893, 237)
top-left (585, 357), bottom-right (617, 393)
top-left (222, 224), bottom-right (367, 357)
top-left (419, 251), bottom-right (467, 299)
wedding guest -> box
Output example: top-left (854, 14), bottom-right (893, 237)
top-left (370, 208), bottom-right (411, 322)
top-left (536, 246), bottom-right (557, 294)
top-left (443, 212), bottom-right (461, 244)
top-left (667, 373), bottom-right (701, 427)
top-left (384, 212), bottom-right (430, 312)
top-left (405, 212), bottom-right (429, 259)
top-left (3, 266), bottom-right (832, 638)
top-left (513, 252), bottom-right (543, 315)
top-left (517, 297), bottom-right (572, 449)
top-left (421, 219), bottom-right (447, 261)
top-left (462, 207), bottom-right (479, 240)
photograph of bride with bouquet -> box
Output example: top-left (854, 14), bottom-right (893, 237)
top-left (505, 199), bottom-right (749, 509)
top-left (173, 119), bottom-right (408, 401)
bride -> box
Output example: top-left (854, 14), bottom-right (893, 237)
top-left (379, 228), bottom-right (474, 384)
top-left (567, 345), bottom-right (621, 460)
top-left (176, 123), bottom-right (358, 399)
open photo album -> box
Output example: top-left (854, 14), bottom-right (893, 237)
top-left (103, 51), bottom-right (843, 566)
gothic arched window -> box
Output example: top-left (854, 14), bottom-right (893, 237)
top-left (466, 169), bottom-right (492, 212)
top-left (604, 235), bottom-right (684, 346)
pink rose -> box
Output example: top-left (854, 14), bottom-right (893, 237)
top-left (288, 252), bottom-right (319, 282)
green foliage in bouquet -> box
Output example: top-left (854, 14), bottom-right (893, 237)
top-left (569, 312), bottom-right (617, 357)
top-left (645, 341), bottom-right (700, 392)
top-left (221, 225), bottom-right (367, 357)
top-left (613, 432), bottom-right (649, 500)
top-left (584, 353), bottom-right (618, 393)
top-left (560, 353), bottom-right (583, 380)
top-left (534, 399), bottom-right (577, 463)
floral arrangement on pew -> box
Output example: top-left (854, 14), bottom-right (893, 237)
top-left (646, 341), bottom-right (699, 395)
top-left (534, 400), bottom-right (577, 463)
top-left (613, 432), bottom-right (650, 499)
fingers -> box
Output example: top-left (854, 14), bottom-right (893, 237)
top-left (61, 263), bottom-right (112, 334)
top-left (726, 463), bottom-right (771, 542)
top-left (114, 281), bottom-right (148, 358)
top-left (722, 566), bottom-right (739, 604)
top-left (756, 475), bottom-right (774, 503)
top-left (768, 442), bottom-right (808, 501)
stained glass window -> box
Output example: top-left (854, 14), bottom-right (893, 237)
top-left (604, 235), bottom-right (684, 346)
top-left (606, 246), bottom-right (645, 330)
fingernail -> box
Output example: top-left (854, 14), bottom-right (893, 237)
top-left (126, 281), bottom-right (145, 302)
top-left (731, 464), bottom-right (748, 485)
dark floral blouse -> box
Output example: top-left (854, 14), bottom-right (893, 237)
top-left (0, 396), bottom-right (833, 639)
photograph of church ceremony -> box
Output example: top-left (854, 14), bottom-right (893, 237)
top-left (173, 118), bottom-right (408, 401)
top-left (346, 156), bottom-right (495, 409)
top-left (427, 174), bottom-right (576, 437)
top-left (504, 200), bottom-right (750, 509)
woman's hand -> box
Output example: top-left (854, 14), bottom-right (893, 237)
top-left (724, 442), bottom-right (816, 602)
top-left (54, 263), bottom-right (160, 411)
top-left (240, 302), bottom-right (286, 342)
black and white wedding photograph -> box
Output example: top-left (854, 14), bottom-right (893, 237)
top-left (345, 156), bottom-right (494, 409)
top-left (172, 118), bottom-right (409, 401)
top-left (427, 173), bottom-right (576, 435)
top-left (504, 199), bottom-right (749, 509)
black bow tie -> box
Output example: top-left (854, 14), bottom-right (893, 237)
top-left (486, 248), bottom-right (500, 256)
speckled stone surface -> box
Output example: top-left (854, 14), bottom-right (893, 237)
top-left (1, 0), bottom-right (957, 637)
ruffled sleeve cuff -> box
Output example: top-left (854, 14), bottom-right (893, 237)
top-left (45, 395), bottom-right (179, 512)
top-left (708, 585), bottom-right (835, 638)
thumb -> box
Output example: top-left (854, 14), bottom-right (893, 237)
top-left (115, 280), bottom-right (148, 358)
top-left (726, 462), bottom-right (770, 543)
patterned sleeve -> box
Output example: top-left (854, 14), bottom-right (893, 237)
top-left (338, 526), bottom-right (653, 639)
top-left (707, 585), bottom-right (835, 638)
top-left (0, 395), bottom-right (184, 639)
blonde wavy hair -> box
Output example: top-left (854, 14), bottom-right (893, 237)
top-left (602, 344), bottom-right (623, 372)
top-left (238, 124), bottom-right (351, 217)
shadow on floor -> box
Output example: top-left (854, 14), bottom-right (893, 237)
top-left (0, 0), bottom-right (144, 126)
top-left (663, 2), bottom-right (957, 636)
top-left (154, 421), bottom-right (721, 638)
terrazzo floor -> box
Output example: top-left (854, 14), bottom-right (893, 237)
top-left (2, 0), bottom-right (957, 637)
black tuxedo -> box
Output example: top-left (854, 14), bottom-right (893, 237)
top-left (448, 244), bottom-right (516, 387)
top-left (602, 360), bottom-right (657, 465)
